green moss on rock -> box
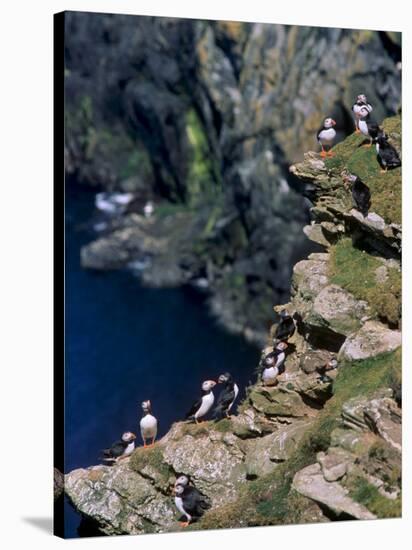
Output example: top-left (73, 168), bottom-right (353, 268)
top-left (329, 237), bottom-right (401, 326)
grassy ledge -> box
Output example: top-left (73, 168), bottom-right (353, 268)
top-left (325, 115), bottom-right (401, 225)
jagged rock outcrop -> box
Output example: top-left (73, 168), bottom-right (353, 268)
top-left (339, 321), bottom-right (401, 361)
top-left (293, 390), bottom-right (401, 515)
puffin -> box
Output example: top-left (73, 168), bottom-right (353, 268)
top-left (174, 482), bottom-right (211, 527)
top-left (213, 372), bottom-right (239, 420)
top-left (352, 94), bottom-right (373, 133)
top-left (140, 400), bottom-right (158, 448)
top-left (261, 342), bottom-right (288, 386)
top-left (143, 201), bottom-right (154, 218)
top-left (358, 107), bottom-right (381, 147)
top-left (185, 380), bottom-right (217, 424)
top-left (174, 475), bottom-right (211, 503)
top-left (375, 132), bottom-right (401, 172)
top-left (318, 358), bottom-right (338, 383)
top-left (317, 117), bottom-right (336, 157)
top-left (273, 309), bottom-right (296, 344)
top-left (342, 173), bottom-right (371, 217)
top-left (101, 431), bottom-right (136, 462)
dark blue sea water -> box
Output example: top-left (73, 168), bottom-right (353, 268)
top-left (64, 186), bottom-right (259, 537)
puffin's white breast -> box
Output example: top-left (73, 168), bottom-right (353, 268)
top-left (195, 392), bottom-right (215, 419)
top-left (318, 128), bottom-right (336, 144)
top-left (358, 119), bottom-right (369, 137)
top-left (175, 496), bottom-right (189, 519)
top-left (262, 366), bottom-right (279, 385)
top-left (228, 383), bottom-right (239, 412)
top-left (140, 414), bottom-right (158, 438)
top-left (274, 352), bottom-right (285, 369)
top-left (124, 442), bottom-right (135, 456)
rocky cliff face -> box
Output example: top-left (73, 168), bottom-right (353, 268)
top-left (64, 13), bottom-right (401, 339)
top-left (65, 118), bottom-right (402, 533)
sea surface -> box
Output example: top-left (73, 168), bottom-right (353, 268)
top-left (64, 185), bottom-right (259, 537)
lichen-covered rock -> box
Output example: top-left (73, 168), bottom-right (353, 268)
top-left (244, 421), bottom-right (310, 478)
top-left (339, 321), bottom-right (401, 361)
top-left (306, 284), bottom-right (369, 337)
top-left (54, 468), bottom-right (64, 500)
top-left (65, 463), bottom-right (176, 535)
top-left (292, 256), bottom-right (330, 301)
top-left (292, 463), bottom-right (376, 520)
top-left (248, 385), bottom-right (312, 419)
top-left (299, 349), bottom-right (335, 374)
top-left (317, 448), bottom-right (354, 482)
top-left (341, 390), bottom-right (401, 452)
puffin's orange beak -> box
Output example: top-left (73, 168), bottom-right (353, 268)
top-left (332, 119), bottom-right (336, 126)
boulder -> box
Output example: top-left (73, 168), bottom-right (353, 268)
top-left (341, 391), bottom-right (401, 452)
top-left (306, 284), bottom-right (369, 337)
top-left (65, 463), bottom-right (176, 535)
top-left (292, 257), bottom-right (330, 300)
top-left (339, 321), bottom-right (401, 361)
top-left (292, 463), bottom-right (376, 520)
top-left (317, 448), bottom-right (354, 482)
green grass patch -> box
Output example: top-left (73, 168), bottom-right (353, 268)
top-left (329, 237), bottom-right (401, 326)
top-left (129, 445), bottom-right (170, 478)
top-left (347, 475), bottom-right (401, 518)
top-left (185, 108), bottom-right (221, 205)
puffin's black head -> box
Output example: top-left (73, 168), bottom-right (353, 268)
top-left (262, 354), bottom-right (275, 367)
top-left (202, 380), bottom-right (217, 392)
top-left (121, 431), bottom-right (136, 442)
top-left (141, 400), bottom-right (152, 413)
top-left (174, 484), bottom-right (186, 496)
top-left (218, 372), bottom-right (233, 384)
top-left (357, 93), bottom-right (368, 104)
top-left (342, 172), bottom-right (358, 185)
top-left (275, 342), bottom-right (288, 352)
top-left (175, 474), bottom-right (190, 487)
top-left (376, 131), bottom-right (389, 145)
top-left (323, 117), bottom-right (336, 129)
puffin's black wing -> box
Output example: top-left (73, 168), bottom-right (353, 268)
top-left (102, 440), bottom-right (126, 459)
top-left (367, 120), bottom-right (381, 140)
top-left (182, 487), bottom-right (211, 518)
top-left (213, 387), bottom-right (235, 420)
top-left (382, 143), bottom-right (401, 167)
top-left (185, 396), bottom-right (202, 419)
top-left (275, 317), bottom-right (295, 341)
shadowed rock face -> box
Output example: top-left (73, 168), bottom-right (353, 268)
top-left (64, 13), bottom-right (401, 340)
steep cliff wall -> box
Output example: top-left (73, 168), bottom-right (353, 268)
top-left (65, 117), bottom-right (402, 533)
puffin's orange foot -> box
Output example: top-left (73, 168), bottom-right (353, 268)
top-left (355, 129), bottom-right (361, 134)
top-left (362, 143), bottom-right (372, 148)
top-left (327, 151), bottom-right (335, 157)
top-left (179, 521), bottom-right (190, 528)
top-left (380, 169), bottom-right (388, 174)
top-left (320, 151), bottom-right (327, 158)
